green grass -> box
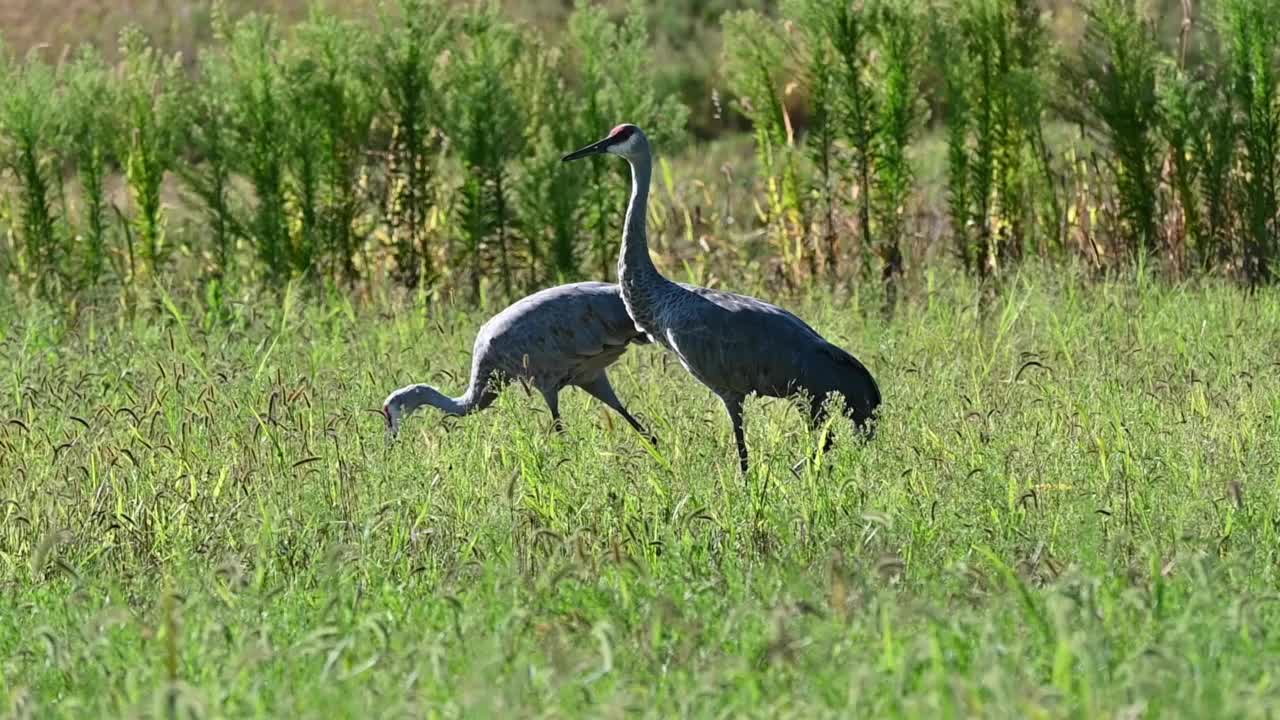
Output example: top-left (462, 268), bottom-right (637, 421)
top-left (2, 266), bottom-right (1280, 717)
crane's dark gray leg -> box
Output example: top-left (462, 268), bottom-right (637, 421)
top-left (578, 375), bottom-right (658, 446)
top-left (540, 388), bottom-right (566, 434)
top-left (721, 393), bottom-right (748, 474)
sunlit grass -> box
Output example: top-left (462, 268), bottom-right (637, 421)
top-left (1, 265), bottom-right (1278, 717)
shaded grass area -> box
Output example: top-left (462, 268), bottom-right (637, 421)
top-left (2, 266), bottom-right (1280, 717)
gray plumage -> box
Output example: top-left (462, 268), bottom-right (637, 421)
top-left (382, 281), bottom-right (655, 442)
top-left (563, 124), bottom-right (880, 472)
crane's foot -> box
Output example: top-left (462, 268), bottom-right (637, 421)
top-left (619, 410), bottom-right (656, 447)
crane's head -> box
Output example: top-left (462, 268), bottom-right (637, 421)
top-left (562, 124), bottom-right (649, 163)
top-left (382, 393), bottom-right (405, 439)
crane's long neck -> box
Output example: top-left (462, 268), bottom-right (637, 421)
top-left (400, 383), bottom-right (484, 418)
top-left (618, 152), bottom-right (672, 326)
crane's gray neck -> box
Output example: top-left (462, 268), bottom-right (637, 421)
top-left (618, 152), bottom-right (663, 287)
top-left (398, 383), bottom-right (479, 418)
top-left (617, 151), bottom-right (676, 335)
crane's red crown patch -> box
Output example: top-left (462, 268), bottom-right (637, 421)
top-left (609, 124), bottom-right (632, 139)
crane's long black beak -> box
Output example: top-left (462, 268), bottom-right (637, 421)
top-left (562, 136), bottom-right (611, 162)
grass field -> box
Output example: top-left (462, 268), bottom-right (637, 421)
top-left (2, 266), bottom-right (1279, 717)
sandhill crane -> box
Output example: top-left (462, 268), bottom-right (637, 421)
top-left (382, 281), bottom-right (656, 443)
top-left (563, 124), bottom-right (880, 473)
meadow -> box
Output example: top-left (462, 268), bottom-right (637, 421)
top-left (2, 268), bottom-right (1280, 717)
top-left (3, 0), bottom-right (1280, 716)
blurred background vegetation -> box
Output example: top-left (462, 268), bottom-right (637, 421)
top-left (0, 0), bottom-right (1197, 137)
top-left (0, 0), bottom-right (1275, 313)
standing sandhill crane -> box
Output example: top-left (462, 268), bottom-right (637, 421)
top-left (563, 124), bottom-right (880, 473)
top-left (382, 281), bottom-right (656, 443)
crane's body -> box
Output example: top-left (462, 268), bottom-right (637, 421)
top-left (382, 281), bottom-right (654, 441)
top-left (564, 124), bottom-right (880, 472)
top-left (643, 283), bottom-right (879, 421)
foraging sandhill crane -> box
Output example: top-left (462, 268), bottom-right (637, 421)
top-left (563, 124), bottom-right (880, 473)
top-left (382, 281), bottom-right (656, 443)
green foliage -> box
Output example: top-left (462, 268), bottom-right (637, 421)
top-left (1224, 0), bottom-right (1280, 285)
top-left (181, 51), bottom-right (241, 282)
top-left (518, 44), bottom-right (588, 284)
top-left (0, 0), bottom-right (691, 299)
top-left (213, 13), bottom-right (292, 281)
top-left (570, 0), bottom-right (690, 280)
top-left (117, 27), bottom-right (185, 279)
top-left (936, 12), bottom-right (973, 268)
top-left (723, 9), bottom-right (808, 276)
top-left (374, 0), bottom-right (450, 289)
top-left (1157, 64), bottom-right (1207, 271)
top-left (828, 0), bottom-right (879, 272)
top-left (872, 0), bottom-right (925, 309)
top-left (61, 47), bottom-right (118, 287)
top-left (447, 6), bottom-right (527, 301)
top-left (0, 50), bottom-right (64, 294)
top-left (942, 0), bottom-right (1054, 277)
top-left (288, 10), bottom-right (378, 282)
top-left (1190, 72), bottom-right (1237, 270)
top-left (789, 0), bottom-right (841, 275)
top-left (742, 0), bottom-right (923, 297)
top-left (630, 0), bottom-right (772, 137)
top-left (3, 0), bottom-right (1280, 299)
top-left (1069, 0), bottom-right (1163, 259)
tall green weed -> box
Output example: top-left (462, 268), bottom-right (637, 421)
top-left (1067, 0), bottom-right (1162, 260)
top-left (62, 47), bottom-right (118, 287)
top-left (872, 0), bottom-right (925, 311)
top-left (942, 0), bottom-right (1055, 277)
top-left (1224, 0), bottom-right (1280, 285)
top-left (570, 0), bottom-right (689, 281)
top-left (287, 11), bottom-right (378, 282)
top-left (0, 50), bottom-right (64, 294)
top-left (448, 6), bottom-right (527, 301)
top-left (117, 27), bottom-right (184, 279)
top-left (517, 43), bottom-right (587, 284)
top-left (723, 10), bottom-right (808, 281)
top-left (375, 0), bottom-right (449, 289)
